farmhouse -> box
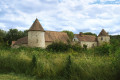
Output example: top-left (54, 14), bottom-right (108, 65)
top-left (12, 18), bottom-right (110, 48)
top-left (73, 29), bottom-right (110, 48)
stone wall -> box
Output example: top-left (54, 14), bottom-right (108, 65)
top-left (80, 41), bottom-right (97, 48)
top-left (45, 42), bottom-right (52, 48)
top-left (28, 31), bottom-right (45, 48)
top-left (97, 36), bottom-right (110, 46)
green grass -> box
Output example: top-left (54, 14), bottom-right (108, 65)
top-left (0, 73), bottom-right (36, 80)
top-left (0, 47), bottom-right (119, 80)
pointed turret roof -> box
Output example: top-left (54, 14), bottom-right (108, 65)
top-left (98, 29), bottom-right (109, 36)
top-left (29, 18), bottom-right (45, 31)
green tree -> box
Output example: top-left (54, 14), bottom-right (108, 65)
top-left (23, 30), bottom-right (28, 36)
top-left (83, 32), bottom-right (97, 36)
top-left (62, 30), bottom-right (74, 41)
top-left (5, 29), bottom-right (25, 45)
top-left (0, 29), bottom-right (6, 45)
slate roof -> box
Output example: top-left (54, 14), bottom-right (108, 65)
top-left (75, 34), bottom-right (97, 42)
top-left (98, 29), bottom-right (109, 36)
top-left (13, 31), bottom-right (69, 45)
top-left (29, 18), bottom-right (45, 32)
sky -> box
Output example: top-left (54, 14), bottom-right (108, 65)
top-left (0, 0), bottom-right (120, 35)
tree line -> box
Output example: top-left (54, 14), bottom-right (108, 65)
top-left (0, 29), bottom-right (28, 46)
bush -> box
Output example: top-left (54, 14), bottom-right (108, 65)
top-left (94, 43), bottom-right (111, 56)
top-left (46, 42), bottom-right (69, 52)
top-left (46, 42), bottom-right (82, 53)
top-left (71, 44), bottom-right (82, 53)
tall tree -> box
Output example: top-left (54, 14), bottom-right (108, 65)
top-left (62, 30), bottom-right (74, 41)
top-left (83, 32), bottom-right (97, 36)
top-left (0, 29), bottom-right (6, 45)
top-left (5, 29), bottom-right (25, 45)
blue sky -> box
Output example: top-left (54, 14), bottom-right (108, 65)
top-left (0, 0), bottom-right (120, 35)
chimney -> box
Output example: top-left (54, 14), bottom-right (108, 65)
top-left (79, 32), bottom-right (83, 36)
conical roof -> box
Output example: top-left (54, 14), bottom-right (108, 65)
top-left (29, 18), bottom-right (45, 32)
top-left (98, 29), bottom-right (109, 36)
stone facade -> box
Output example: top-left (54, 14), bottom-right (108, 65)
top-left (80, 41), bottom-right (97, 48)
top-left (45, 42), bottom-right (52, 48)
top-left (97, 36), bottom-right (110, 46)
top-left (28, 31), bottom-right (45, 48)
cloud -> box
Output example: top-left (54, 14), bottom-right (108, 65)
top-left (0, 0), bottom-right (120, 35)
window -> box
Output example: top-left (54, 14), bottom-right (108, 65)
top-left (92, 44), bottom-right (95, 48)
top-left (101, 37), bottom-right (103, 40)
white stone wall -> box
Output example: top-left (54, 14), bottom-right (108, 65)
top-left (97, 36), bottom-right (110, 46)
top-left (45, 42), bottom-right (52, 48)
top-left (80, 41), bottom-right (97, 48)
top-left (28, 31), bottom-right (45, 48)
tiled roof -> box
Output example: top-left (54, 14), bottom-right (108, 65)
top-left (14, 36), bottom-right (28, 45)
top-left (98, 29), bottom-right (109, 36)
top-left (29, 18), bottom-right (45, 31)
top-left (75, 34), bottom-right (97, 42)
top-left (45, 31), bottom-right (69, 43)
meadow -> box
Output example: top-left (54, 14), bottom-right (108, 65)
top-left (0, 43), bottom-right (120, 80)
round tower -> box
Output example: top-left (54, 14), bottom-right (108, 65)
top-left (97, 29), bottom-right (110, 46)
top-left (28, 18), bottom-right (45, 48)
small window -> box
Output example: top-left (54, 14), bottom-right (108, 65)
top-left (92, 44), bottom-right (95, 48)
top-left (101, 37), bottom-right (103, 40)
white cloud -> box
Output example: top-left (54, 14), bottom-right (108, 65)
top-left (0, 0), bottom-right (120, 35)
top-left (101, 0), bottom-right (115, 2)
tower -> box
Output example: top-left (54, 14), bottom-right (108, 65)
top-left (28, 18), bottom-right (45, 48)
top-left (97, 29), bottom-right (110, 46)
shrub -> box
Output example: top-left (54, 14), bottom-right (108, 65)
top-left (46, 42), bottom-right (82, 53)
top-left (83, 44), bottom-right (87, 51)
top-left (94, 43), bottom-right (111, 56)
top-left (71, 44), bottom-right (82, 53)
top-left (46, 42), bottom-right (70, 52)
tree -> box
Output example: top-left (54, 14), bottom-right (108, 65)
top-left (4, 29), bottom-right (26, 45)
top-left (83, 32), bottom-right (97, 36)
top-left (62, 30), bottom-right (74, 41)
top-left (0, 29), bottom-right (6, 38)
top-left (0, 29), bottom-right (6, 45)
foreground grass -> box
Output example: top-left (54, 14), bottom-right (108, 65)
top-left (0, 73), bottom-right (36, 80)
top-left (0, 47), bottom-right (119, 80)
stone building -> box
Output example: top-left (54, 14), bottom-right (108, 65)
top-left (12, 18), bottom-right (110, 48)
top-left (12, 18), bottom-right (69, 48)
top-left (73, 29), bottom-right (110, 48)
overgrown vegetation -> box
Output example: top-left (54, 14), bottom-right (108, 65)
top-left (46, 42), bottom-right (82, 53)
top-left (1, 28), bottom-right (120, 80)
top-left (0, 45), bottom-right (119, 80)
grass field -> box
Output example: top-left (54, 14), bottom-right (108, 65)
top-left (0, 47), bottom-right (119, 80)
top-left (0, 73), bottom-right (36, 80)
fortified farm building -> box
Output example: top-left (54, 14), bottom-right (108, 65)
top-left (12, 18), bottom-right (110, 48)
